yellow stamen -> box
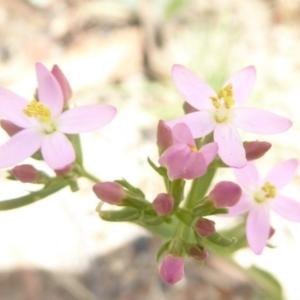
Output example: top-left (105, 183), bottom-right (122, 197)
top-left (210, 84), bottom-right (235, 110)
top-left (254, 181), bottom-right (276, 204)
top-left (261, 181), bottom-right (276, 199)
top-left (189, 145), bottom-right (197, 152)
top-left (23, 99), bottom-right (51, 123)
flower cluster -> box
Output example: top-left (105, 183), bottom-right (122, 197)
top-left (0, 62), bottom-right (299, 287)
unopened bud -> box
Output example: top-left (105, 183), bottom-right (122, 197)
top-left (51, 65), bottom-right (72, 107)
top-left (1, 120), bottom-right (22, 136)
top-left (156, 120), bottom-right (173, 152)
top-left (194, 218), bottom-right (216, 237)
top-left (208, 181), bottom-right (242, 208)
top-left (269, 226), bottom-right (275, 239)
top-left (244, 141), bottom-right (271, 161)
top-left (11, 165), bottom-right (38, 183)
top-left (55, 164), bottom-right (73, 177)
top-left (152, 193), bottom-right (174, 216)
top-left (93, 182), bottom-right (125, 205)
top-left (188, 245), bottom-right (208, 261)
top-left (158, 254), bottom-right (184, 285)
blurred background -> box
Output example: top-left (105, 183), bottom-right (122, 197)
top-left (1, 0), bottom-right (300, 299)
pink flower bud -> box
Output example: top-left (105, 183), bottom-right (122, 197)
top-left (93, 182), bottom-right (125, 205)
top-left (244, 141), bottom-right (271, 161)
top-left (0, 120), bottom-right (22, 136)
top-left (188, 246), bottom-right (208, 261)
top-left (208, 181), bottom-right (242, 208)
top-left (269, 226), bottom-right (275, 239)
top-left (194, 218), bottom-right (216, 237)
top-left (51, 65), bottom-right (72, 107)
top-left (156, 120), bottom-right (173, 152)
top-left (158, 254), bottom-right (184, 285)
top-left (54, 164), bottom-right (72, 177)
top-left (11, 165), bottom-right (38, 183)
top-left (152, 193), bottom-right (174, 216)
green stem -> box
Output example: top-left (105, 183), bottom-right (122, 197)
top-left (81, 169), bottom-right (101, 183)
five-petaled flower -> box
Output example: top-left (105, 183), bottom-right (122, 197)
top-left (158, 122), bottom-right (218, 180)
top-left (167, 64), bottom-right (292, 168)
top-left (228, 159), bottom-right (300, 254)
top-left (0, 63), bottom-right (117, 170)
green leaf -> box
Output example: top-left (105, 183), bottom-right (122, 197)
top-left (147, 157), bottom-right (168, 177)
top-left (0, 179), bottom-right (69, 210)
top-left (99, 207), bottom-right (140, 222)
top-left (205, 232), bottom-right (237, 247)
top-left (248, 265), bottom-right (283, 300)
top-left (156, 240), bottom-right (171, 262)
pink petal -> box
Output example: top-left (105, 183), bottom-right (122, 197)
top-left (181, 152), bottom-right (207, 179)
top-left (214, 124), bottom-right (247, 168)
top-left (200, 142), bottom-right (218, 165)
top-left (223, 66), bottom-right (256, 104)
top-left (0, 129), bottom-right (43, 168)
top-left (233, 162), bottom-right (261, 190)
top-left (0, 87), bottom-right (32, 128)
top-left (41, 132), bottom-right (75, 169)
top-left (171, 64), bottom-right (215, 110)
top-left (233, 107), bottom-right (292, 134)
top-left (167, 111), bottom-right (215, 139)
top-left (227, 192), bottom-right (252, 216)
top-left (51, 65), bottom-right (72, 106)
top-left (246, 204), bottom-right (270, 255)
top-left (57, 104), bottom-right (117, 134)
top-left (264, 159), bottom-right (298, 190)
top-left (172, 123), bottom-right (195, 146)
top-left (270, 194), bottom-right (300, 222)
top-left (35, 62), bottom-right (64, 117)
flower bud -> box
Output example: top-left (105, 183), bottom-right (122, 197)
top-left (156, 120), bottom-right (173, 152)
top-left (158, 254), bottom-right (184, 285)
top-left (0, 120), bottom-right (22, 136)
top-left (194, 218), bottom-right (216, 237)
top-left (11, 165), bottom-right (38, 183)
top-left (93, 182), bottom-right (125, 205)
top-left (243, 141), bottom-right (271, 161)
top-left (208, 181), bottom-right (242, 208)
top-left (152, 193), bottom-right (174, 216)
top-left (51, 65), bottom-right (72, 107)
top-left (187, 245), bottom-right (208, 261)
top-left (54, 164), bottom-right (73, 177)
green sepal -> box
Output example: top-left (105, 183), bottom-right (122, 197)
top-left (99, 207), bottom-right (140, 222)
top-left (68, 179), bottom-right (79, 192)
top-left (176, 208), bottom-right (194, 227)
top-left (206, 232), bottom-right (237, 247)
top-left (193, 199), bottom-right (215, 216)
top-left (115, 179), bottom-right (145, 198)
top-left (156, 240), bottom-right (171, 262)
top-left (0, 178), bottom-right (69, 211)
top-left (147, 157), bottom-right (168, 177)
top-left (140, 215), bottom-right (164, 226)
top-left (67, 134), bottom-right (83, 167)
top-left (31, 150), bottom-right (43, 161)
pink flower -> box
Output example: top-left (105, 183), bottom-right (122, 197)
top-left (228, 159), bottom-right (300, 254)
top-left (93, 182), bottom-right (125, 205)
top-left (0, 63), bottom-right (117, 170)
top-left (167, 65), bottom-right (292, 168)
top-left (158, 254), bottom-right (184, 285)
top-left (152, 193), bottom-right (174, 215)
top-left (158, 123), bottom-right (218, 180)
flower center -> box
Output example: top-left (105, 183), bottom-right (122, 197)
top-left (254, 181), bottom-right (277, 204)
top-left (23, 99), bottom-right (56, 133)
top-left (188, 145), bottom-right (197, 152)
top-left (210, 84), bottom-right (235, 123)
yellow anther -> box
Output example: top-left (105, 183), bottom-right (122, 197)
top-left (210, 83), bottom-right (235, 110)
top-left (262, 181), bottom-right (276, 199)
top-left (23, 99), bottom-right (51, 123)
top-left (189, 145), bottom-right (197, 152)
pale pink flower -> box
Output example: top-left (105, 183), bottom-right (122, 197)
top-left (167, 65), bottom-right (292, 168)
top-left (0, 63), bottom-right (117, 170)
top-left (228, 159), bottom-right (300, 254)
top-left (158, 123), bottom-right (218, 180)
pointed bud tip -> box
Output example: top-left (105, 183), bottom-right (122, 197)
top-left (194, 218), bottom-right (216, 237)
top-left (209, 181), bottom-right (242, 208)
top-left (93, 181), bottom-right (125, 205)
top-left (158, 254), bottom-right (184, 285)
top-left (152, 193), bottom-right (174, 216)
top-left (244, 141), bottom-right (272, 161)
